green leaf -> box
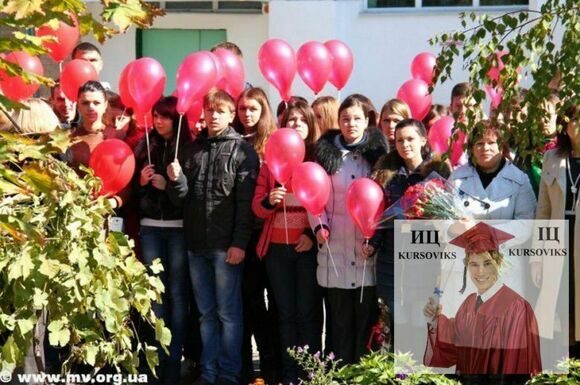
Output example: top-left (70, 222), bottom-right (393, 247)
top-left (154, 319), bottom-right (171, 349)
top-left (16, 318), bottom-right (34, 336)
top-left (47, 320), bottom-right (71, 347)
top-left (144, 344), bottom-right (159, 376)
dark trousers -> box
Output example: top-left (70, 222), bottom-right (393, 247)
top-left (265, 244), bottom-right (322, 385)
top-left (326, 287), bottom-right (377, 365)
top-left (241, 233), bottom-right (281, 384)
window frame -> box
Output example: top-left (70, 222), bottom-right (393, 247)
top-left (364, 0), bottom-right (528, 13)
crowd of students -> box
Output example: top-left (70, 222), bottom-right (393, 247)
top-left (2, 40), bottom-right (578, 385)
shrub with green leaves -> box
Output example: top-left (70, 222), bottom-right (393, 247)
top-left (0, 130), bottom-right (169, 376)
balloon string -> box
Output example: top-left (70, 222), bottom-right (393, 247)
top-left (59, 62), bottom-right (63, 74)
top-left (120, 107), bottom-right (127, 122)
top-left (283, 195), bottom-right (289, 245)
top-left (337, 90), bottom-right (341, 103)
top-left (145, 114), bottom-right (151, 165)
top-left (175, 114), bottom-right (183, 162)
top-left (360, 238), bottom-right (369, 304)
top-left (318, 216), bottom-right (338, 278)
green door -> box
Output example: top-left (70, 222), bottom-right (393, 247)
top-left (137, 29), bottom-right (227, 94)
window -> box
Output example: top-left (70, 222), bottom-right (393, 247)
top-left (368, 0), bottom-right (527, 8)
top-left (161, 1), bottom-right (263, 13)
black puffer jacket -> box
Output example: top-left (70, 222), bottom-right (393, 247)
top-left (167, 127), bottom-right (259, 252)
top-left (135, 130), bottom-right (186, 221)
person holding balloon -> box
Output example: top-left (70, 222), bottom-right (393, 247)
top-left (234, 87), bottom-right (281, 385)
top-left (370, 119), bottom-right (450, 337)
top-left (134, 96), bottom-right (192, 384)
top-left (166, 90), bottom-right (259, 385)
top-left (379, 99), bottom-right (412, 152)
top-left (252, 99), bottom-right (322, 385)
top-left (311, 94), bottom-right (387, 364)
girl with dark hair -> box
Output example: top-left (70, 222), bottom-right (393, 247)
top-left (135, 96), bottom-right (192, 384)
top-left (311, 94), bottom-right (387, 364)
top-left (252, 99), bottom-right (322, 385)
top-left (369, 119), bottom-right (450, 329)
top-left (534, 105), bottom-right (580, 356)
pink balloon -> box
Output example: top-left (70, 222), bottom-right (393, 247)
top-left (258, 39), bottom-right (296, 101)
top-left (297, 41), bottom-right (332, 95)
top-left (411, 52), bottom-right (436, 86)
top-left (36, 14), bottom-right (79, 63)
top-left (119, 62), bottom-right (136, 109)
top-left (128, 57), bottom-right (166, 114)
top-left (427, 116), bottom-right (455, 155)
top-left (486, 50), bottom-right (508, 84)
top-left (450, 130), bottom-right (467, 167)
top-left (176, 51), bottom-right (218, 114)
top-left (60, 59), bottom-right (97, 102)
top-left (264, 128), bottom-right (305, 186)
top-left (0, 51), bottom-right (44, 102)
top-left (324, 40), bottom-right (354, 91)
top-left (346, 178), bottom-right (385, 239)
top-left (397, 79), bottom-right (432, 121)
top-left (212, 48), bottom-right (245, 100)
top-left (291, 162), bottom-right (331, 217)
top-left (485, 85), bottom-right (503, 109)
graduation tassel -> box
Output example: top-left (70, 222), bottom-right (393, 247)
top-left (318, 217), bottom-right (338, 277)
top-left (459, 265), bottom-right (467, 294)
top-left (175, 114), bottom-right (184, 162)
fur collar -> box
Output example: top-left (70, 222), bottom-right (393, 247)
top-left (315, 127), bottom-right (387, 175)
top-left (372, 154), bottom-right (452, 187)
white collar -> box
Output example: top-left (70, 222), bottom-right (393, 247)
top-left (478, 279), bottom-right (504, 302)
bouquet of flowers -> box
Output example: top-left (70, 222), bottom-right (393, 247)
top-left (400, 176), bottom-right (466, 219)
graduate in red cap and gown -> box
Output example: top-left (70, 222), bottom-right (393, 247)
top-left (423, 222), bottom-right (542, 375)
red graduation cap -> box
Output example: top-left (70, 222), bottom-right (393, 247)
top-left (451, 222), bottom-right (514, 293)
top-left (450, 222), bottom-right (514, 254)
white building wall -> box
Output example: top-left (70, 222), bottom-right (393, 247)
top-left (88, 0), bottom-right (535, 111)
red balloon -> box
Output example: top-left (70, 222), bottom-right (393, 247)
top-left (292, 162), bottom-right (331, 217)
top-left (297, 41), bottom-right (332, 95)
top-left (258, 39), bottom-right (296, 101)
top-left (176, 51), bottom-right (218, 114)
top-left (128, 57), bottom-right (166, 114)
top-left (397, 79), bottom-right (432, 121)
top-left (264, 128), bottom-right (305, 186)
top-left (346, 178), bottom-right (385, 239)
top-left (119, 62), bottom-right (137, 108)
top-left (0, 51), bottom-right (44, 102)
top-left (450, 130), bottom-right (467, 167)
top-left (135, 110), bottom-right (153, 129)
top-left (411, 52), bottom-right (436, 86)
top-left (36, 15), bottom-right (79, 63)
top-left (89, 139), bottom-right (136, 197)
top-left (324, 40), bottom-right (354, 91)
top-left (427, 116), bottom-right (455, 155)
top-left (185, 99), bottom-right (203, 130)
top-left (212, 48), bottom-right (245, 100)
top-left (60, 59), bottom-right (98, 102)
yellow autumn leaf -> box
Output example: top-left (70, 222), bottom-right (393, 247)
top-left (3, 0), bottom-right (44, 20)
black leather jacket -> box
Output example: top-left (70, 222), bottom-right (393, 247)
top-left (167, 127), bottom-right (259, 251)
top-left (135, 130), bottom-right (184, 221)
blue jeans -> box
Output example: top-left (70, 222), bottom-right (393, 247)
top-left (140, 226), bottom-right (188, 384)
top-left (264, 244), bottom-right (322, 385)
top-left (188, 249), bottom-right (244, 384)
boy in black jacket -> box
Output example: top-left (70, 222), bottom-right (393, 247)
top-left (167, 90), bottom-right (259, 385)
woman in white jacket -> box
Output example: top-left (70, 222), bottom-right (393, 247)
top-left (450, 120), bottom-right (537, 296)
top-left (310, 94), bottom-right (387, 364)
